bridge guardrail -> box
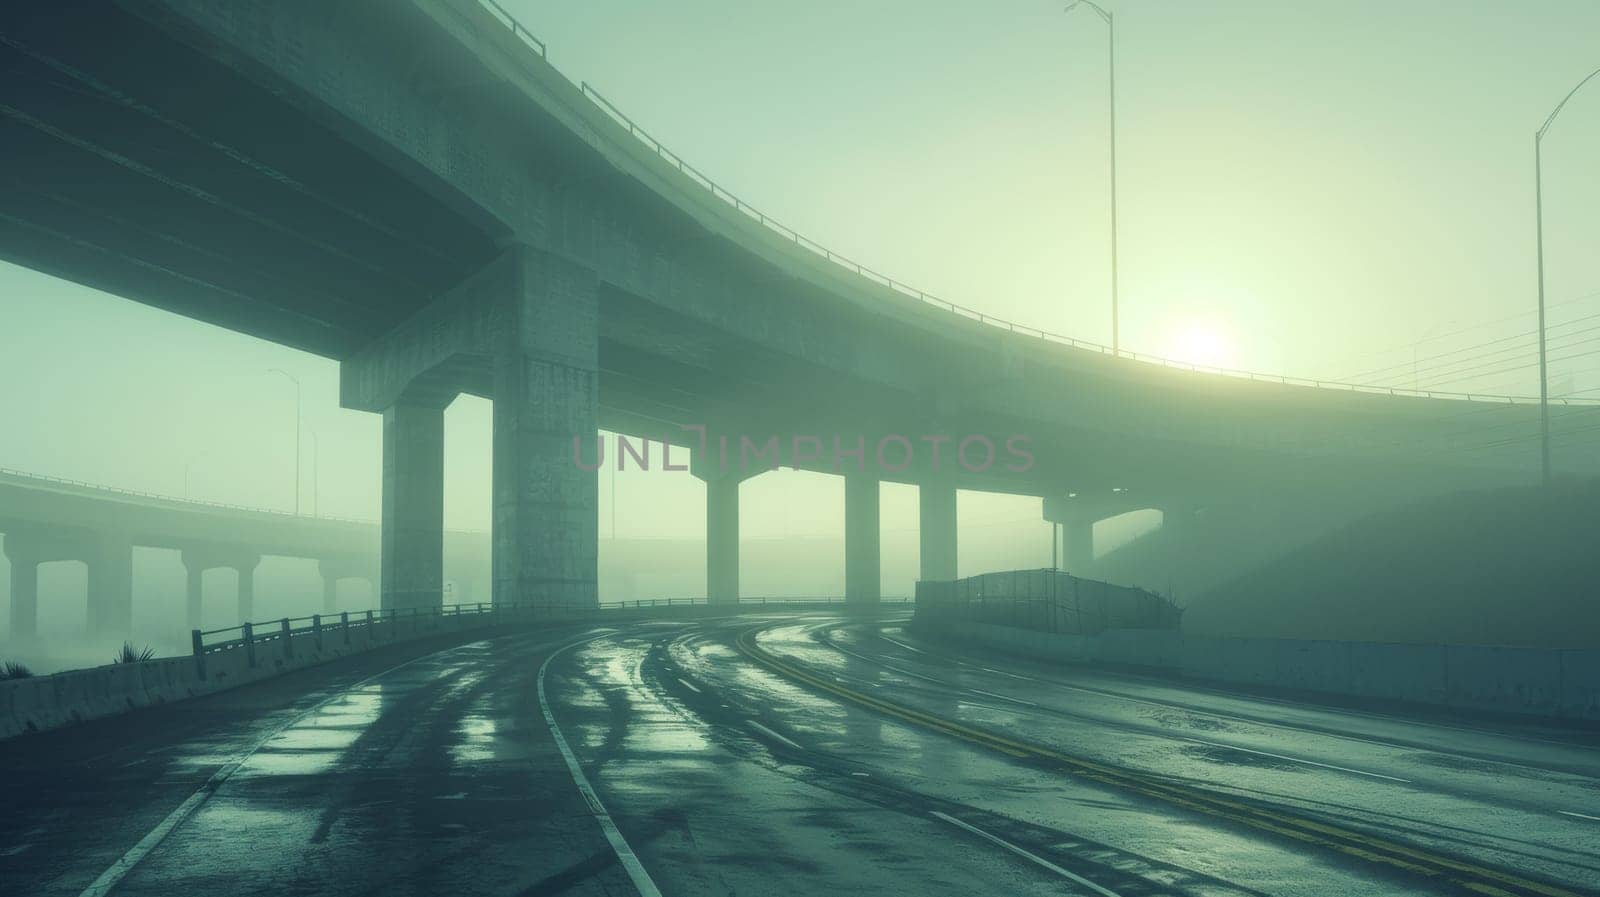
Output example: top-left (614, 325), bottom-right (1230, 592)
top-left (191, 597), bottom-right (910, 675)
top-left (595, 596), bottom-right (911, 610)
top-left (471, 2), bottom-right (1599, 407)
top-left (0, 466), bottom-right (492, 532)
top-left (3, 598), bottom-right (910, 740)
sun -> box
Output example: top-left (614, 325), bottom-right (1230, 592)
top-left (1167, 324), bottom-right (1235, 369)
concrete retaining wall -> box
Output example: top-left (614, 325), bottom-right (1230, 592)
top-left (912, 617), bottom-right (1600, 722)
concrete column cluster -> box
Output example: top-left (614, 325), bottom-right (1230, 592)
top-left (341, 244), bottom-right (600, 616)
top-left (3, 529), bottom-right (134, 637)
top-left (318, 556), bottom-right (378, 613)
top-left (4, 534), bottom-right (41, 637)
top-left (180, 547), bottom-right (260, 629)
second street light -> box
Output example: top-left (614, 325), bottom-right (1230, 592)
top-left (1065, 0), bottom-right (1120, 353)
top-left (1533, 64), bottom-right (1600, 486)
top-left (268, 367), bottom-right (302, 515)
top-left (308, 428), bottom-right (320, 518)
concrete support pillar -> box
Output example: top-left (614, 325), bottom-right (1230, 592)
top-left (705, 474), bottom-right (740, 605)
top-left (235, 559), bottom-right (258, 623)
top-left (491, 247), bottom-right (599, 610)
top-left (381, 400), bottom-right (445, 612)
top-left (5, 540), bottom-right (38, 638)
top-left (845, 475), bottom-right (881, 607)
top-left (1063, 517), bottom-right (1094, 575)
top-left (918, 482), bottom-right (957, 583)
top-left (184, 559), bottom-right (203, 630)
top-left (322, 575), bottom-right (338, 613)
top-left (85, 537), bottom-right (134, 635)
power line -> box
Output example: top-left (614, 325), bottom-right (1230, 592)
top-left (1411, 340), bottom-right (1600, 391)
top-left (1349, 311), bottom-right (1600, 385)
top-left (1331, 286), bottom-right (1600, 379)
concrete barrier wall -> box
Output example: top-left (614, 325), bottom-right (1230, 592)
top-left (913, 618), bottom-right (1600, 722)
top-left (0, 600), bottom-right (867, 741)
top-left (0, 606), bottom-right (576, 740)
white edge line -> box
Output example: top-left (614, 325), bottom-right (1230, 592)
top-left (929, 811), bottom-right (1123, 897)
top-left (881, 635), bottom-right (929, 655)
top-left (538, 636), bottom-right (663, 897)
top-left (1188, 739), bottom-right (1411, 784)
top-left (76, 638), bottom-right (498, 897)
top-left (979, 666), bottom-right (1041, 682)
top-left (747, 720), bottom-right (805, 752)
top-left (967, 688), bottom-right (1040, 708)
top-left (836, 628), bottom-right (1409, 787)
top-left (1559, 810), bottom-right (1600, 822)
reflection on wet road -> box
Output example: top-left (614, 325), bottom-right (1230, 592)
top-left (2, 615), bottom-right (1595, 896)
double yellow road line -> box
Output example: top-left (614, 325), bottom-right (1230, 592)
top-left (735, 630), bottom-right (1588, 897)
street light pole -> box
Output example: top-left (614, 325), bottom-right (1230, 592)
top-left (183, 455), bottom-right (203, 500)
top-left (1533, 65), bottom-right (1600, 486)
top-left (1066, 1), bottom-right (1119, 353)
top-left (309, 429), bottom-right (319, 518)
top-left (268, 368), bottom-right (302, 515)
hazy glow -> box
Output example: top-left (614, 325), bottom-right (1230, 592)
top-left (1166, 322), bottom-right (1236, 369)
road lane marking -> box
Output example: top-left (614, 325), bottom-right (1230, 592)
top-left (538, 636), bottom-right (663, 897)
top-left (747, 721), bottom-right (805, 752)
top-left (979, 666), bottom-right (1042, 682)
top-left (1559, 811), bottom-right (1600, 822)
top-left (678, 678), bottom-right (703, 694)
top-left (1186, 739), bottom-right (1411, 784)
top-left (880, 635), bottom-right (929, 655)
top-left (930, 811), bottom-right (1124, 897)
top-left (76, 640), bottom-right (506, 897)
top-left (818, 636), bottom-right (948, 684)
top-left (966, 688), bottom-right (1040, 708)
top-left (876, 627), bottom-right (1544, 778)
top-left (738, 628), bottom-right (1584, 897)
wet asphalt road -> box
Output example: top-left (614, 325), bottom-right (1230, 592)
top-left (1, 613), bottom-right (1596, 896)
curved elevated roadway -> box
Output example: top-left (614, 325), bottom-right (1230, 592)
top-left (3, 0), bottom-right (1598, 510)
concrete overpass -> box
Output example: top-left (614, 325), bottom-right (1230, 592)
top-left (0, 468), bottom-right (488, 635)
top-left (4, 0), bottom-right (1598, 615)
top-left (0, 467), bottom-right (880, 638)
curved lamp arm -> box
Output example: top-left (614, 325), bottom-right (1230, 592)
top-left (1539, 66), bottom-right (1600, 140)
top-left (1064, 1), bottom-right (1112, 23)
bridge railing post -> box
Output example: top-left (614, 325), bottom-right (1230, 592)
top-left (312, 613), bottom-right (323, 652)
top-left (243, 621), bottom-right (256, 668)
top-left (191, 629), bottom-right (206, 680)
top-left (280, 617), bottom-right (293, 660)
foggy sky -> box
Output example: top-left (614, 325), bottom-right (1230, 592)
top-left (2, 1), bottom-right (1597, 583)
